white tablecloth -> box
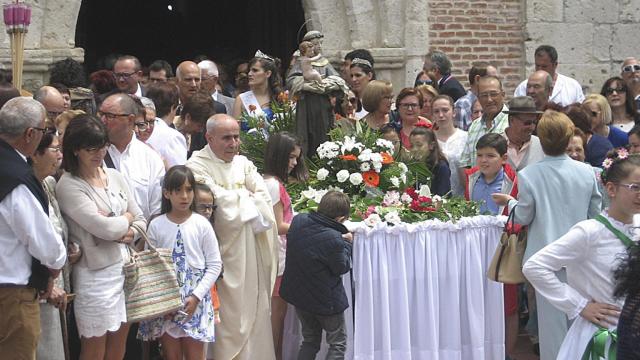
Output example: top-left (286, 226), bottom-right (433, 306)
top-left (283, 215), bottom-right (506, 360)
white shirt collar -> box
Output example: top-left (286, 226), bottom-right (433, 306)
top-left (134, 83), bottom-right (142, 98)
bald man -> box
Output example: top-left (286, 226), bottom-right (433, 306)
top-left (176, 61), bottom-right (202, 104)
top-left (187, 114), bottom-right (278, 360)
top-left (526, 70), bottom-right (553, 111)
top-left (33, 86), bottom-right (66, 121)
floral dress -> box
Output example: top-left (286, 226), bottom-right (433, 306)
top-left (138, 226), bottom-right (216, 342)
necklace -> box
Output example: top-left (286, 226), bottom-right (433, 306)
top-left (82, 168), bottom-right (116, 217)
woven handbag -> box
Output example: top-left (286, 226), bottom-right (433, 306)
top-left (123, 224), bottom-right (182, 323)
top-left (487, 207), bottom-right (528, 284)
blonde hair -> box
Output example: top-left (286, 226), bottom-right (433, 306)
top-left (583, 93), bottom-right (612, 125)
top-left (416, 84), bottom-right (439, 101)
top-left (537, 110), bottom-right (574, 156)
top-left (362, 80), bottom-right (393, 112)
top-left (55, 109), bottom-right (85, 137)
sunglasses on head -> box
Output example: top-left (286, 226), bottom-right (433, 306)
top-left (622, 64), bottom-right (640, 73)
top-left (415, 79), bottom-right (432, 86)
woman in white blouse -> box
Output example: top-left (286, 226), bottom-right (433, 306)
top-left (522, 150), bottom-right (640, 359)
top-left (56, 114), bottom-right (146, 360)
top-left (432, 95), bottom-right (468, 196)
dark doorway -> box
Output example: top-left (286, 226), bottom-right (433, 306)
top-left (75, 0), bottom-right (306, 77)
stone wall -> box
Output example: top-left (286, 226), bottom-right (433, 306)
top-left (524, 0), bottom-right (640, 96)
top-left (427, 0), bottom-right (525, 96)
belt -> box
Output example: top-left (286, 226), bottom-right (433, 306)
top-left (0, 283), bottom-right (29, 288)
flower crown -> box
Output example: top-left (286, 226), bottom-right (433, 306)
top-left (351, 57), bottom-right (372, 69)
top-left (601, 147), bottom-right (629, 182)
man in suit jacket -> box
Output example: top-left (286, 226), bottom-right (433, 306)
top-left (423, 50), bottom-right (466, 102)
top-left (113, 55), bottom-right (145, 97)
top-left (199, 60), bottom-right (235, 115)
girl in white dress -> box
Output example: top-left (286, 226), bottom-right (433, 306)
top-left (523, 149), bottom-right (640, 360)
top-left (138, 166), bottom-right (222, 360)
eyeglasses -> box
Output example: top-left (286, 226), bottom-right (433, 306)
top-left (134, 120), bottom-right (155, 131)
top-left (604, 87), bottom-right (626, 95)
top-left (47, 146), bottom-right (61, 153)
top-left (83, 144), bottom-right (109, 153)
top-left (478, 91), bottom-right (503, 99)
top-left (618, 183), bottom-right (640, 193)
top-left (196, 204), bottom-right (216, 212)
top-left (622, 64), bottom-right (640, 73)
top-left (47, 110), bottom-right (63, 119)
top-left (98, 111), bottom-right (131, 120)
top-left (30, 127), bottom-right (48, 135)
top-left (113, 71), bottom-right (137, 80)
top-left (415, 79), bottom-right (432, 86)
top-left (399, 103), bottom-right (420, 110)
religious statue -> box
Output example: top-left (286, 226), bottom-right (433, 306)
top-left (287, 30), bottom-right (349, 157)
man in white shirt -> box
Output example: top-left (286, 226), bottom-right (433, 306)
top-left (0, 97), bottom-right (67, 357)
top-left (113, 55), bottom-right (145, 97)
top-left (144, 83), bottom-right (188, 167)
top-left (198, 60), bottom-right (235, 114)
top-left (514, 45), bottom-right (584, 106)
top-left (99, 93), bottom-right (165, 220)
top-left (621, 57), bottom-right (640, 115)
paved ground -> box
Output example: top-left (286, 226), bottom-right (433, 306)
top-left (511, 330), bottom-right (539, 360)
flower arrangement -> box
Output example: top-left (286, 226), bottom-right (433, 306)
top-left (239, 91), bottom-right (296, 173)
top-left (292, 126), bottom-right (481, 226)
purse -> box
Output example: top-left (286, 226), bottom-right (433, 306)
top-left (123, 223), bottom-right (182, 323)
top-left (487, 206), bottom-right (528, 284)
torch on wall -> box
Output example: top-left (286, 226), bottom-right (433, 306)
top-left (3, 1), bottom-right (31, 91)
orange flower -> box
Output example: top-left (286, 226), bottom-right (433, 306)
top-left (277, 91), bottom-right (289, 103)
top-left (363, 171), bottom-right (380, 187)
top-left (381, 152), bottom-right (394, 165)
top-left (248, 104), bottom-right (257, 112)
top-left (340, 154), bottom-right (357, 161)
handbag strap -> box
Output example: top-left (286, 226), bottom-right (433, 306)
top-left (129, 222), bottom-right (155, 252)
top-left (595, 214), bottom-right (635, 248)
top-left (504, 203), bottom-right (517, 233)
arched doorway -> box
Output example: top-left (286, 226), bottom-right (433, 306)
top-left (75, 0), bottom-right (306, 75)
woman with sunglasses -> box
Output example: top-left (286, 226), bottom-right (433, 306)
top-left (583, 94), bottom-right (629, 148)
top-left (600, 77), bottom-right (637, 133)
top-left (334, 90), bottom-right (359, 135)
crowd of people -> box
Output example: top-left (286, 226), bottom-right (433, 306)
top-left (1, 34), bottom-right (640, 360)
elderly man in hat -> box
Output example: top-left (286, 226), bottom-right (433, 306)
top-left (502, 96), bottom-right (545, 171)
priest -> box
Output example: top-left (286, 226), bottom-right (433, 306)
top-left (187, 113), bottom-right (278, 360)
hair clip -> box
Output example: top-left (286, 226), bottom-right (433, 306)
top-left (254, 50), bottom-right (275, 62)
top-left (351, 58), bottom-right (372, 69)
top-left (415, 121), bottom-right (433, 129)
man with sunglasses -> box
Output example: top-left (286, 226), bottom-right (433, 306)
top-left (514, 45), bottom-right (584, 106)
top-left (113, 55), bottom-right (145, 97)
top-left (621, 57), bottom-right (640, 115)
top-left (502, 96), bottom-right (545, 171)
top-left (99, 93), bottom-right (164, 220)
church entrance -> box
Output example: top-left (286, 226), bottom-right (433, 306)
top-left (75, 0), bottom-right (306, 76)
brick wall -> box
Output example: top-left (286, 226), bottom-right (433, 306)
top-left (427, 0), bottom-right (525, 96)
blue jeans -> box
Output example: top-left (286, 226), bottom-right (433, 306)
top-left (295, 308), bottom-right (347, 360)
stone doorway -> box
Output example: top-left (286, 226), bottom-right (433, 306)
top-left (75, 0), bottom-right (307, 76)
